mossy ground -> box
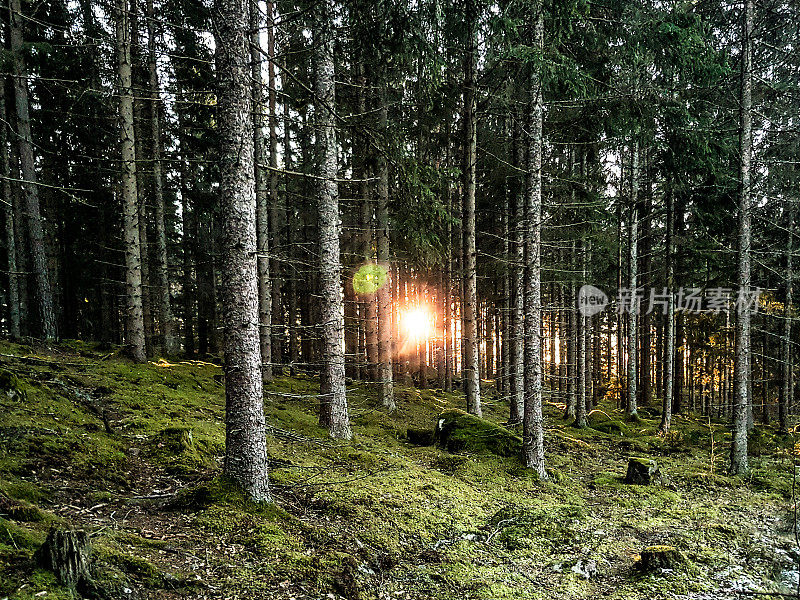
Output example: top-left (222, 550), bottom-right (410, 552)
top-left (0, 339), bottom-right (796, 599)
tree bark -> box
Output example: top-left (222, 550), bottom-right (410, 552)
top-left (500, 158), bottom-right (511, 399)
top-left (444, 120), bottom-right (454, 393)
top-left (145, 0), bottom-right (177, 355)
top-left (0, 80), bottom-right (20, 339)
top-left (660, 183), bottom-right (675, 434)
top-left (522, 5), bottom-right (547, 478)
top-left (730, 0), bottom-right (753, 475)
top-left (461, 0), bottom-right (481, 416)
top-left (575, 243), bottom-right (588, 428)
top-left (565, 243), bottom-right (576, 420)
top-left (616, 202), bottom-right (624, 407)
top-left (357, 64), bottom-right (378, 381)
top-left (509, 111), bottom-right (525, 424)
top-left (9, 0), bottom-right (56, 340)
top-left (214, 0), bottom-right (271, 502)
top-left (315, 0), bottom-right (351, 439)
top-left (640, 167), bottom-right (652, 407)
top-left (780, 202), bottom-right (793, 433)
top-left (179, 142), bottom-right (196, 356)
top-left (250, 0), bottom-right (272, 382)
top-left (376, 80), bottom-right (395, 411)
top-left (267, 0), bottom-right (282, 369)
top-left (116, 0), bottom-right (146, 362)
top-left (285, 98), bottom-right (298, 373)
top-left (627, 141), bottom-right (640, 420)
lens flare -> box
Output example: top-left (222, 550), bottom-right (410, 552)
top-left (401, 306), bottom-right (434, 342)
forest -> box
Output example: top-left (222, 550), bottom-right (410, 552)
top-left (0, 0), bottom-right (799, 597)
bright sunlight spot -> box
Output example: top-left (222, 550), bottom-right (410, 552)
top-left (401, 306), bottom-right (434, 342)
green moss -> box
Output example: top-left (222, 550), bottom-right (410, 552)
top-left (95, 542), bottom-right (163, 587)
top-left (0, 370), bottom-right (26, 401)
top-left (747, 466), bottom-right (793, 498)
top-left (588, 414), bottom-right (630, 436)
top-left (434, 409), bottom-right (522, 457)
top-left (0, 480), bottom-right (47, 504)
top-left (149, 426), bottom-right (222, 476)
top-left (488, 503), bottom-right (586, 551)
top-left (0, 340), bottom-right (793, 599)
top-left (0, 517), bottom-right (45, 551)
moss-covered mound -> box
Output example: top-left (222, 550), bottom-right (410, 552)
top-left (587, 411), bottom-right (630, 436)
top-left (433, 409), bottom-right (522, 457)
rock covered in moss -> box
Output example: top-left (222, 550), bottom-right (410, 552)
top-left (434, 409), bottom-right (522, 457)
top-left (151, 426), bottom-right (220, 476)
top-left (625, 457), bottom-right (661, 485)
top-left (587, 412), bottom-right (629, 436)
top-left (638, 545), bottom-right (686, 572)
top-left (0, 370), bottom-right (26, 401)
top-left (405, 427), bottom-right (433, 446)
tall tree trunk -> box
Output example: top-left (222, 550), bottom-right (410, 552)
top-left (130, 0), bottom-right (153, 358)
top-left (444, 120), bottom-right (454, 393)
top-left (640, 167), bottom-right (652, 407)
top-left (133, 100), bottom-right (154, 358)
top-left (565, 244), bottom-right (576, 420)
top-left (500, 161), bottom-right (511, 399)
top-left (486, 302), bottom-right (495, 383)
top-left (267, 0), bottom-right (282, 369)
top-left (522, 7), bottom-right (547, 478)
top-left (116, 0), bottom-right (146, 361)
top-left (214, 0), bottom-right (270, 502)
top-left (344, 224), bottom-right (358, 379)
top-left (660, 184), bottom-right (675, 434)
top-left (179, 149), bottom-right (196, 356)
top-left (626, 141), bottom-right (640, 420)
top-left (315, 0), bottom-right (351, 439)
top-left (461, 0), bottom-right (481, 416)
top-left (558, 280), bottom-right (566, 399)
top-left (780, 202), bottom-right (793, 433)
top-left (0, 80), bottom-right (20, 339)
top-left (145, 0), bottom-right (176, 355)
top-left (509, 111), bottom-right (525, 424)
top-left (616, 202), bottom-right (624, 407)
top-left (285, 100), bottom-right (298, 373)
top-left (730, 0), bottom-right (753, 475)
top-left (9, 0), bottom-right (56, 340)
top-left (437, 272), bottom-right (447, 389)
top-left (10, 143), bottom-right (27, 336)
top-left (376, 80), bottom-right (395, 411)
top-left (575, 243), bottom-right (588, 428)
top-left (357, 63), bottom-right (378, 381)
top-left (250, 0), bottom-right (272, 382)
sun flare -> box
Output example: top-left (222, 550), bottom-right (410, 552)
top-left (401, 306), bottom-right (434, 342)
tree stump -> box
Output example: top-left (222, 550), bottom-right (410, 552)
top-left (34, 526), bottom-right (92, 587)
top-left (625, 457), bottom-right (660, 485)
top-left (638, 545), bottom-right (686, 571)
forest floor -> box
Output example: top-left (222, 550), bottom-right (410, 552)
top-left (0, 339), bottom-right (797, 600)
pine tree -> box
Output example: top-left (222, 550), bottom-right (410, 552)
top-left (315, 0), bottom-right (352, 439)
top-left (522, 2), bottom-right (547, 479)
top-left (116, 0), bottom-right (146, 362)
top-left (145, 0), bottom-right (177, 355)
top-left (461, 0), bottom-right (481, 416)
top-left (214, 0), bottom-right (271, 502)
top-left (8, 0), bottom-right (56, 340)
top-left (0, 79), bottom-right (20, 339)
top-left (626, 141), bottom-right (639, 420)
top-left (250, 0), bottom-right (272, 382)
top-left (730, 0), bottom-right (753, 475)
